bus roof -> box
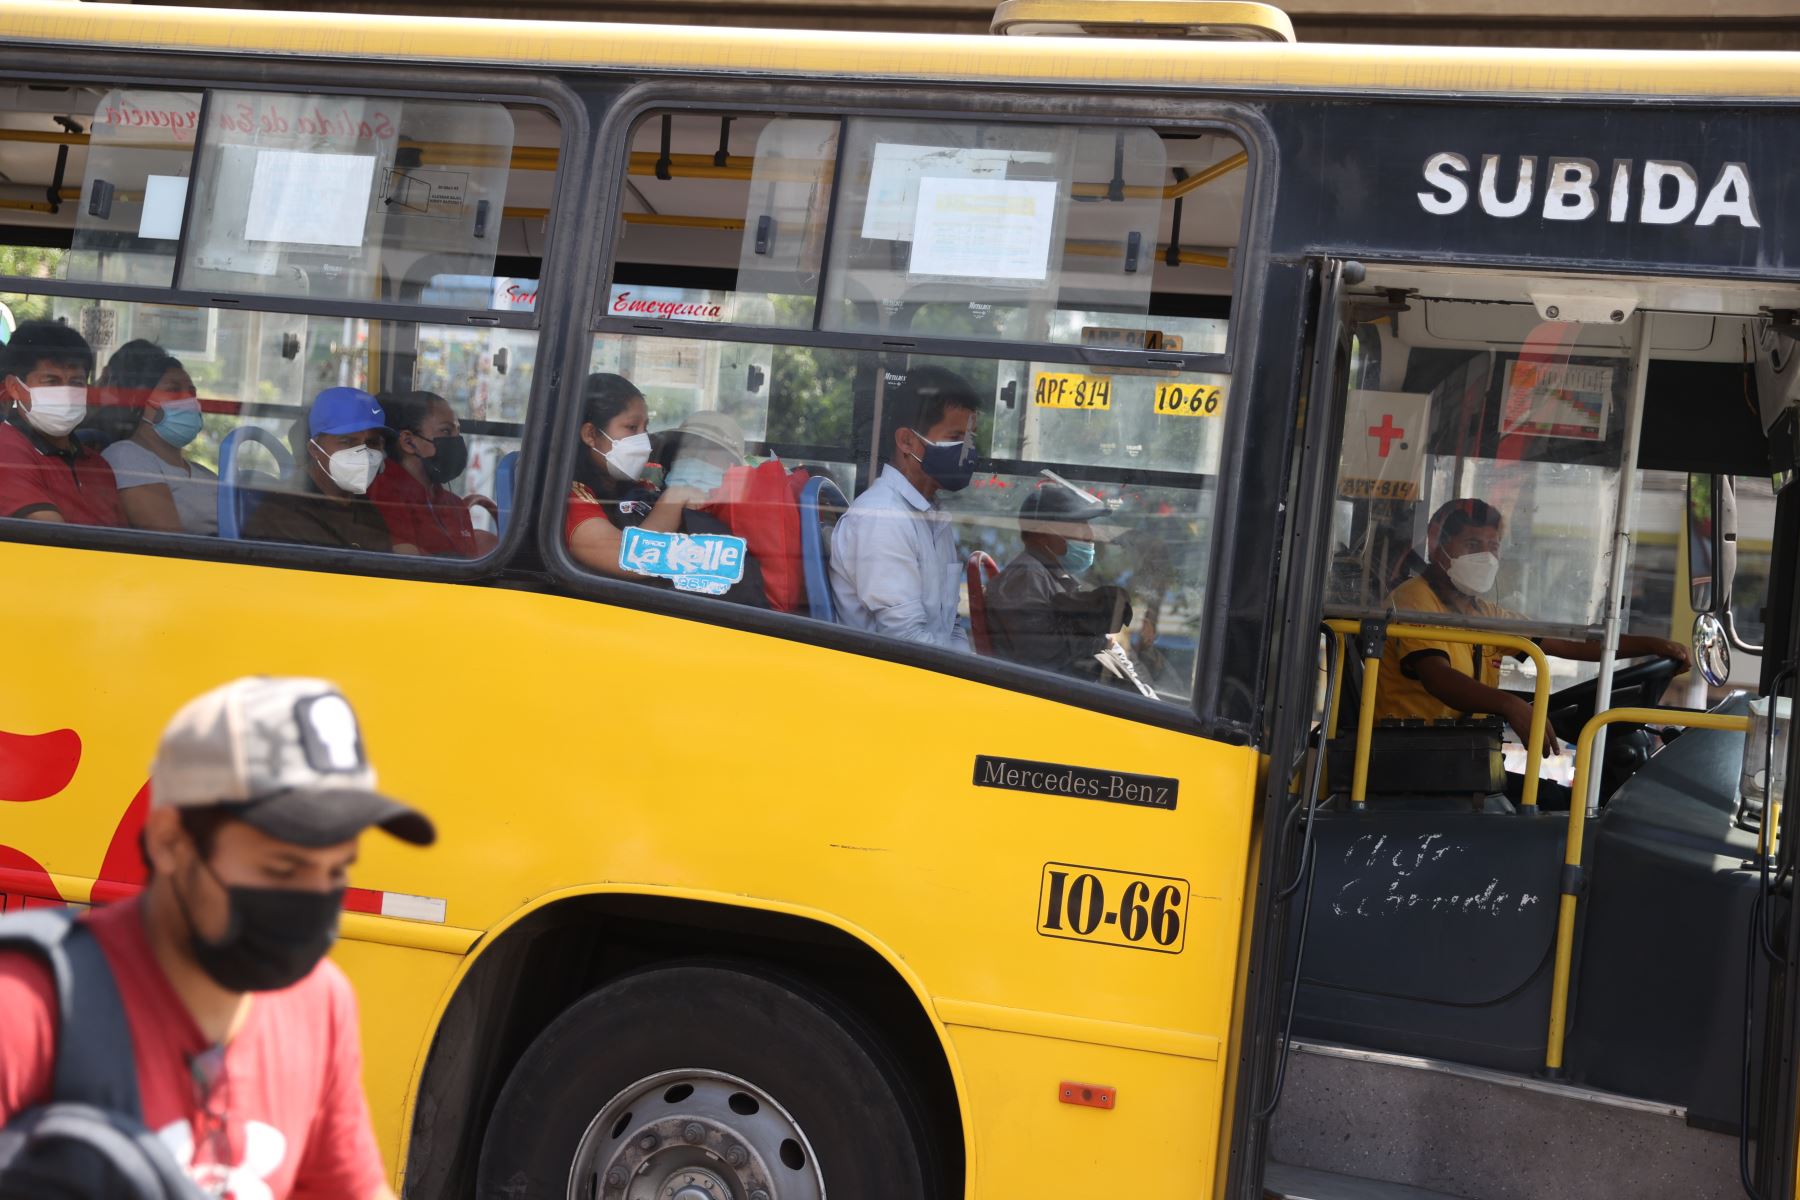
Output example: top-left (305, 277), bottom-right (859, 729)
top-left (5, 0), bottom-right (1800, 100)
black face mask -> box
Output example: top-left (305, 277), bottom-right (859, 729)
top-left (177, 858), bottom-right (344, 993)
top-left (420, 434), bottom-right (468, 486)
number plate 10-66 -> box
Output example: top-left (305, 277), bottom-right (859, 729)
top-left (1037, 862), bottom-right (1188, 954)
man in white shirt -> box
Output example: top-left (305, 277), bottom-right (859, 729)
top-left (829, 366), bottom-right (980, 650)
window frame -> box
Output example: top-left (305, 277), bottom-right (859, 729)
top-left (542, 79), bottom-right (1275, 733)
top-left (0, 46), bottom-right (590, 586)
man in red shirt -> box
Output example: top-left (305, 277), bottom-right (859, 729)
top-left (0, 676), bottom-right (436, 1199)
top-left (0, 319), bottom-right (122, 525)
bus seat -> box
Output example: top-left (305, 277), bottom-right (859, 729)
top-left (798, 475), bottom-right (847, 623)
top-left (966, 551), bottom-right (1000, 655)
top-left (495, 450), bottom-right (520, 536)
top-left (217, 426), bottom-right (291, 540)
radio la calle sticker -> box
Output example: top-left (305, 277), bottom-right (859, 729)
top-left (619, 527), bottom-right (747, 595)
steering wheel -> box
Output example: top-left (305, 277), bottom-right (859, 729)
top-left (1546, 655), bottom-right (1685, 734)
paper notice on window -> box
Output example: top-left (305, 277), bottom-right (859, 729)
top-left (244, 150), bottom-right (377, 248)
top-left (1500, 360), bottom-right (1613, 441)
top-left (861, 143), bottom-right (1055, 241)
top-left (137, 174), bottom-right (188, 240)
top-left (907, 176), bottom-right (1058, 282)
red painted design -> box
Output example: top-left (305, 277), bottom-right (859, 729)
top-left (0, 844), bottom-right (61, 905)
top-left (92, 782), bottom-right (151, 904)
top-left (342, 887), bottom-right (383, 915)
top-left (0, 728), bottom-right (82, 801)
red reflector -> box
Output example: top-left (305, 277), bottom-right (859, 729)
top-left (1058, 1082), bottom-right (1115, 1110)
top-left (342, 887), bottom-right (383, 915)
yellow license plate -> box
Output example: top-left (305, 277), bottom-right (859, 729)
top-left (1033, 372), bottom-right (1113, 411)
top-left (1036, 862), bottom-right (1189, 954)
top-left (1152, 382), bottom-right (1224, 417)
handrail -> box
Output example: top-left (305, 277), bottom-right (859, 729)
top-left (1323, 619), bottom-right (1553, 811)
top-left (1543, 706), bottom-right (1752, 1072)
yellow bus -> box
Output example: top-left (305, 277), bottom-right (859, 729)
top-left (1, 1), bottom-right (1799, 1197)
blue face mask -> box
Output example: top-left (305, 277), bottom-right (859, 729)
top-left (1059, 539), bottom-right (1096, 576)
top-left (665, 456), bottom-right (727, 494)
top-left (909, 429), bottom-right (975, 493)
top-left (150, 397), bottom-right (203, 449)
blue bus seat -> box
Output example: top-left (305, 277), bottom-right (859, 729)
top-left (217, 426), bottom-right (292, 540)
top-left (798, 475), bottom-right (847, 623)
top-left (494, 450), bottom-right (521, 536)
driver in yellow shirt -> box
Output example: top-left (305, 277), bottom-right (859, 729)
top-left (1379, 498), bottom-right (1690, 758)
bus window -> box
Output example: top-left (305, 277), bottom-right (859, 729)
top-left (1327, 298), bottom-right (1637, 634)
top-left (0, 290), bottom-right (528, 550)
top-left (0, 88), bottom-right (554, 306)
top-left (573, 333), bottom-right (1219, 705)
top-left (1731, 473), bottom-right (1777, 646)
top-left (64, 89), bottom-right (202, 288)
top-left (182, 93), bottom-right (515, 303)
top-left (609, 109), bottom-right (1246, 349)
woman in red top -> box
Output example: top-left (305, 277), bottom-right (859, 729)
top-left (367, 390), bottom-right (495, 557)
top-left (566, 372), bottom-right (707, 579)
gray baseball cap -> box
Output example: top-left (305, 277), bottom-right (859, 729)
top-left (150, 676), bottom-right (435, 848)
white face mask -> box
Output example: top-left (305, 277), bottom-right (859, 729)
top-left (313, 440), bottom-right (382, 495)
top-left (1447, 550), bottom-right (1500, 596)
top-left (18, 384), bottom-right (88, 438)
top-left (598, 431), bottom-right (651, 482)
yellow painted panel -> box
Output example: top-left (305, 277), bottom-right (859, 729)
top-left (0, 1), bottom-right (1796, 99)
top-left (327, 939), bottom-right (462, 1177)
top-left (943, 1023), bottom-right (1220, 1195)
top-left (0, 541), bottom-right (1263, 1196)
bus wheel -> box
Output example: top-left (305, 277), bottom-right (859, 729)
top-left (476, 963), bottom-right (930, 1200)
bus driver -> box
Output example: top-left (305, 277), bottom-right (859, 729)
top-left (1377, 497), bottom-right (1691, 758)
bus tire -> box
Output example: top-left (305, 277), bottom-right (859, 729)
top-left (475, 961), bottom-right (932, 1200)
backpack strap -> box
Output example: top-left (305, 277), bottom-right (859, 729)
top-left (0, 909), bottom-right (144, 1119)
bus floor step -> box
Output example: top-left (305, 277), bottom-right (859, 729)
top-left (1266, 1162), bottom-right (1472, 1200)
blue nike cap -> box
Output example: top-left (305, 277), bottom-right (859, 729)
top-left (308, 387), bottom-right (388, 437)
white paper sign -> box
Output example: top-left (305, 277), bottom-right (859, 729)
top-left (137, 174), bottom-right (188, 240)
top-left (1338, 389), bottom-right (1431, 501)
top-left (861, 143), bottom-right (1054, 241)
top-left (908, 176), bottom-right (1058, 282)
top-left (244, 150), bottom-right (376, 248)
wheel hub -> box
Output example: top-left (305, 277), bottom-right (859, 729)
top-left (567, 1069), bottom-right (823, 1200)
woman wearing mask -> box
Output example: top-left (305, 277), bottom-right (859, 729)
top-left (97, 340), bottom-right (217, 535)
top-left (565, 372), bottom-right (708, 579)
top-left (367, 389), bottom-right (495, 558)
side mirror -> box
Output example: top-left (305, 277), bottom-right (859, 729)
top-left (1693, 611), bottom-right (1732, 688)
top-left (1688, 474), bottom-right (1726, 613)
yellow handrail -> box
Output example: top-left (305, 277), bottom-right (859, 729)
top-left (1543, 707), bottom-right (1751, 1071)
top-left (1323, 619), bottom-right (1553, 811)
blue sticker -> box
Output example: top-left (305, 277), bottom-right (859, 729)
top-left (619, 526), bottom-right (747, 596)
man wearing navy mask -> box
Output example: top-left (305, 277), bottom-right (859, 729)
top-left (830, 366), bottom-right (980, 649)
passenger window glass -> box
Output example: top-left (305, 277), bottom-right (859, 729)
top-left (608, 108), bottom-right (1246, 354)
top-left (1732, 473), bottom-right (1778, 646)
top-left (65, 90), bottom-right (202, 288)
top-left (0, 290), bottom-right (527, 556)
top-left (823, 120), bottom-right (1167, 347)
top-left (182, 93), bottom-right (514, 302)
top-left (1327, 300), bottom-right (1635, 632)
top-left (571, 333), bottom-right (1219, 705)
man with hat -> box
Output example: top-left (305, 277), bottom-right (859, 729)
top-left (0, 676), bottom-right (434, 1198)
top-left (988, 472), bottom-right (1136, 685)
top-left (244, 386), bottom-right (393, 551)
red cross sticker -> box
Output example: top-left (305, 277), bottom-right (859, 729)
top-left (1368, 413), bottom-right (1405, 458)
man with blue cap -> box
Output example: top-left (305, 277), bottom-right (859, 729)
top-left (244, 387), bottom-right (394, 551)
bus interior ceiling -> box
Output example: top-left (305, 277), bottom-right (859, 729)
top-left (1272, 265), bottom-right (1799, 1196)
